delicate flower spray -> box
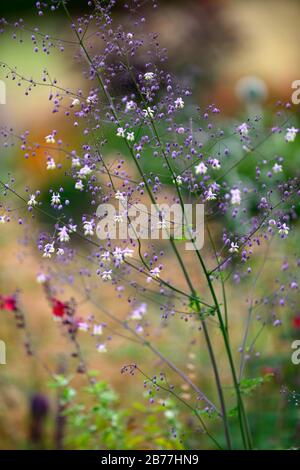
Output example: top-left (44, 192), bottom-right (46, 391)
top-left (0, 0), bottom-right (300, 450)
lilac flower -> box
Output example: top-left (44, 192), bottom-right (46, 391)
top-left (285, 127), bottom-right (298, 142)
top-left (46, 158), bottom-right (56, 170)
top-left (229, 242), bottom-right (239, 253)
top-left (237, 122), bottom-right (249, 137)
top-left (174, 97), bottom-right (184, 109)
top-left (83, 220), bottom-right (94, 237)
top-left (130, 303), bottom-right (147, 321)
top-left (142, 107), bottom-right (154, 118)
top-left (97, 343), bottom-right (107, 353)
top-left (272, 163), bottom-right (282, 173)
top-left (78, 165), bottom-right (92, 178)
top-left (75, 180), bottom-right (84, 191)
top-left (1, 0), bottom-right (300, 451)
top-left (205, 187), bottom-right (217, 201)
top-left (43, 243), bottom-right (55, 258)
top-left (117, 127), bottom-right (125, 138)
top-left (45, 133), bottom-right (55, 144)
top-left (100, 271), bottom-right (112, 282)
top-left (77, 321), bottom-right (89, 332)
top-left (195, 162), bottom-right (207, 175)
top-left (93, 324), bottom-right (103, 336)
top-left (125, 100), bottom-right (136, 112)
top-left (278, 223), bottom-right (289, 237)
top-left (28, 194), bottom-right (38, 207)
top-left (115, 191), bottom-right (125, 201)
top-left (144, 72), bottom-right (155, 81)
top-left (58, 226), bottom-right (70, 243)
top-left (72, 157), bottom-right (81, 168)
top-left (230, 188), bottom-right (241, 205)
top-left (51, 193), bottom-right (61, 206)
top-left (71, 98), bottom-right (80, 106)
top-left (126, 131), bottom-right (135, 142)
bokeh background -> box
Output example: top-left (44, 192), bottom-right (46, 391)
top-left (1, 0), bottom-right (300, 450)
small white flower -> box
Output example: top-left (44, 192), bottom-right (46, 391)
top-left (142, 107), bottom-right (154, 118)
top-left (43, 242), bottom-right (55, 258)
top-left (117, 127), bottom-right (125, 138)
top-left (174, 97), bottom-right (184, 109)
top-left (125, 100), bottom-right (136, 112)
top-left (150, 267), bottom-right (160, 278)
top-left (127, 33), bottom-right (133, 40)
top-left (101, 251), bottom-right (111, 262)
top-left (77, 321), bottom-right (89, 332)
top-left (101, 270), bottom-right (112, 281)
top-left (78, 165), bottom-right (92, 178)
top-left (165, 410), bottom-right (176, 419)
top-left (113, 247), bottom-right (124, 262)
top-left (68, 224), bottom-right (77, 233)
top-left (147, 267), bottom-right (161, 283)
top-left (0, 215), bottom-right (6, 223)
top-left (211, 159), bottom-right (221, 170)
top-left (28, 194), bottom-right (38, 207)
top-left (46, 158), bottom-right (56, 170)
top-left (97, 343), bottom-right (107, 353)
top-left (115, 190), bottom-right (125, 201)
top-left (144, 72), bottom-right (154, 81)
top-left (36, 273), bottom-right (47, 284)
top-left (45, 134), bottom-right (56, 144)
top-left (230, 188), bottom-right (241, 205)
top-left (130, 311), bottom-right (143, 320)
top-left (93, 324), bottom-right (103, 335)
top-left (71, 98), bottom-right (80, 106)
top-left (157, 219), bottom-right (167, 229)
top-left (173, 175), bottom-right (183, 185)
top-left (136, 325), bottom-right (143, 334)
top-left (123, 247), bottom-right (134, 258)
top-left (130, 303), bottom-right (147, 320)
top-left (278, 223), bottom-right (289, 236)
top-left (195, 162), bottom-right (207, 175)
top-left (83, 220), bottom-right (94, 236)
top-left (272, 163), bottom-right (282, 173)
top-left (75, 180), bottom-right (84, 190)
top-left (58, 226), bottom-right (70, 243)
top-left (229, 242), bottom-right (239, 253)
top-left (285, 127), bottom-right (298, 142)
top-left (86, 94), bottom-right (97, 104)
top-left (72, 157), bottom-right (81, 167)
top-left (205, 187), bottom-right (217, 201)
top-left (114, 214), bottom-right (124, 223)
top-left (126, 131), bottom-right (134, 142)
top-left (238, 123), bottom-right (249, 137)
top-left (242, 145), bottom-right (252, 153)
top-left (51, 193), bottom-right (61, 206)
top-left (56, 248), bottom-right (65, 256)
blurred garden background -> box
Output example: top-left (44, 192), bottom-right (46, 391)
top-left (0, 0), bottom-right (300, 450)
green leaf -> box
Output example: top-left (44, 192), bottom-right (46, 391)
top-left (239, 374), bottom-right (274, 396)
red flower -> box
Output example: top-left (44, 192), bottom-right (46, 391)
top-left (292, 315), bottom-right (300, 329)
top-left (261, 367), bottom-right (276, 376)
top-left (51, 299), bottom-right (67, 317)
top-left (0, 295), bottom-right (17, 311)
